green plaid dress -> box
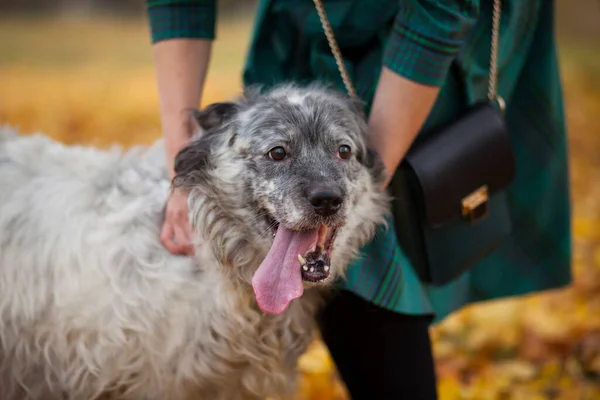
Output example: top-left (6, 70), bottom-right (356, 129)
top-left (146, 0), bottom-right (572, 323)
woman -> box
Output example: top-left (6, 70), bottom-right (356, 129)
top-left (146, 0), bottom-right (572, 398)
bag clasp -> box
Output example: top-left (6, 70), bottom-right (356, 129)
top-left (461, 185), bottom-right (490, 224)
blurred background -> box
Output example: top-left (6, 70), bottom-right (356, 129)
top-left (1, 1), bottom-right (599, 399)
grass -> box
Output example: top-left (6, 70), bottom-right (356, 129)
top-left (1, 13), bottom-right (600, 400)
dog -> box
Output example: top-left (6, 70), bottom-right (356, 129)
top-left (0, 83), bottom-right (390, 400)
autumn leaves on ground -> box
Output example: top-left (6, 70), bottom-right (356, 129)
top-left (1, 15), bottom-right (599, 400)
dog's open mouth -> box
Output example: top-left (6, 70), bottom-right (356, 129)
top-left (297, 225), bottom-right (336, 283)
top-left (252, 222), bottom-right (338, 315)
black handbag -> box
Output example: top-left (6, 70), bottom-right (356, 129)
top-left (313, 0), bottom-right (515, 286)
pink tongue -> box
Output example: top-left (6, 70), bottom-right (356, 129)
top-left (252, 225), bottom-right (319, 314)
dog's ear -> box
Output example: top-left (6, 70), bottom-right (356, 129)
top-left (172, 138), bottom-right (211, 190)
top-left (192, 102), bottom-right (239, 132)
top-left (173, 102), bottom-right (239, 190)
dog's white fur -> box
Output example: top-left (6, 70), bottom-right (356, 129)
top-left (0, 85), bottom-right (388, 400)
top-left (0, 128), bottom-right (314, 399)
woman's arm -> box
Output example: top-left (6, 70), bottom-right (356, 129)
top-left (368, 67), bottom-right (440, 186)
top-left (147, 0), bottom-right (217, 178)
top-left (151, 39), bottom-right (211, 255)
top-left (147, 0), bottom-right (217, 254)
top-left (369, 0), bottom-right (481, 186)
top-left (152, 39), bottom-right (212, 180)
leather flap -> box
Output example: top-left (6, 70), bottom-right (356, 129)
top-left (403, 103), bottom-right (515, 228)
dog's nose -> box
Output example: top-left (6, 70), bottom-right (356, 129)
top-left (308, 189), bottom-right (343, 216)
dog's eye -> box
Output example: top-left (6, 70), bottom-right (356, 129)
top-left (338, 145), bottom-right (352, 160)
top-left (268, 146), bottom-right (287, 161)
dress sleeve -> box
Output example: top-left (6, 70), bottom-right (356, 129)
top-left (146, 0), bottom-right (217, 43)
top-left (383, 0), bottom-right (481, 87)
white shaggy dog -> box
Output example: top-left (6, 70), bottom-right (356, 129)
top-left (0, 85), bottom-right (389, 400)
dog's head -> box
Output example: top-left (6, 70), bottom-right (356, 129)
top-left (173, 84), bottom-right (390, 314)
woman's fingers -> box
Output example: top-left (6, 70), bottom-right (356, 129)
top-left (160, 221), bottom-right (181, 254)
top-left (172, 222), bottom-right (194, 255)
top-left (160, 188), bottom-right (195, 255)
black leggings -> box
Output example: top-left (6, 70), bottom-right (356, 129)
top-left (316, 290), bottom-right (439, 400)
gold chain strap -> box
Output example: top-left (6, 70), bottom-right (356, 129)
top-left (313, 0), bottom-right (504, 110)
top-left (312, 0), bottom-right (358, 98)
top-left (488, 0), bottom-right (505, 111)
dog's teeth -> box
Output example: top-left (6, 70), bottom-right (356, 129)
top-left (310, 267), bottom-right (315, 272)
top-left (317, 225), bottom-right (329, 248)
top-left (297, 254), bottom-right (307, 265)
top-left (302, 265), bottom-right (308, 271)
top-left (324, 265), bottom-right (330, 272)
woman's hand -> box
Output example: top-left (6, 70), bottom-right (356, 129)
top-left (161, 188), bottom-right (195, 255)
